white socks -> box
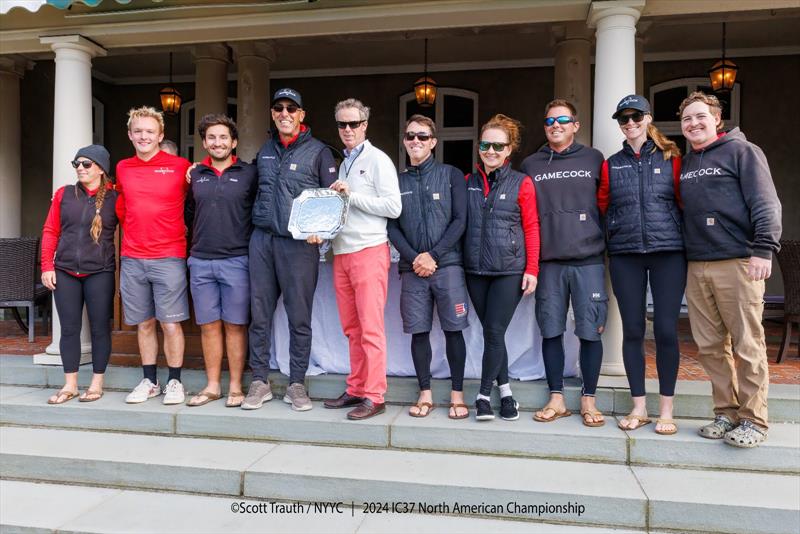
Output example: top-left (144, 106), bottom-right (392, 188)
top-left (499, 383), bottom-right (512, 398)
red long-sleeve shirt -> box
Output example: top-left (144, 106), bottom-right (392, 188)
top-left (115, 150), bottom-right (191, 259)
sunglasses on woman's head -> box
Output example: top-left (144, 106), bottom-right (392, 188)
top-left (478, 141), bottom-right (509, 152)
top-left (71, 160), bottom-right (94, 169)
top-left (544, 115), bottom-right (575, 127)
top-left (404, 132), bottom-right (433, 142)
top-left (271, 104), bottom-right (300, 114)
top-left (616, 111), bottom-right (646, 125)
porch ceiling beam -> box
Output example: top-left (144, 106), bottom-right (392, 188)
top-left (1, 0), bottom-right (590, 55)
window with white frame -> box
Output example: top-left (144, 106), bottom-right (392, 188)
top-left (398, 88), bottom-right (478, 174)
top-left (649, 77), bottom-right (740, 153)
top-left (180, 98), bottom-right (238, 161)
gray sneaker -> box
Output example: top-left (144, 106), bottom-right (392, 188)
top-left (698, 414), bottom-right (736, 439)
top-left (284, 382), bottom-right (313, 411)
top-left (241, 380), bottom-right (273, 410)
top-left (724, 419), bottom-right (767, 448)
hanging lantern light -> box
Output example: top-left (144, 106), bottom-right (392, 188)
top-left (708, 22), bottom-right (738, 93)
top-left (159, 52), bottom-right (182, 115)
top-left (414, 39), bottom-right (437, 107)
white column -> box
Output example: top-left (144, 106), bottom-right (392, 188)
top-left (588, 0), bottom-right (644, 376)
top-left (0, 57), bottom-right (26, 238)
top-left (553, 23), bottom-right (593, 146)
top-left (192, 44), bottom-right (229, 155)
top-left (232, 41), bottom-right (274, 163)
top-left (36, 35), bottom-right (106, 364)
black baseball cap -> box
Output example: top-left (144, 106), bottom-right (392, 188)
top-left (612, 94), bottom-right (651, 119)
top-left (271, 88), bottom-right (302, 108)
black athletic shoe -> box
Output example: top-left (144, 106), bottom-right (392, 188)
top-left (500, 396), bottom-right (520, 421)
top-left (475, 398), bottom-right (495, 421)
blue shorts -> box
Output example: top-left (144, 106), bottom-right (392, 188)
top-left (535, 262), bottom-right (608, 341)
top-left (400, 265), bottom-right (470, 334)
top-left (187, 255), bottom-right (250, 325)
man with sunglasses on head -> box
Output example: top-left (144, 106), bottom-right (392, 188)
top-left (387, 114), bottom-right (469, 420)
top-left (245, 88), bottom-right (338, 412)
top-left (521, 99), bottom-right (607, 428)
top-left (318, 98), bottom-right (401, 420)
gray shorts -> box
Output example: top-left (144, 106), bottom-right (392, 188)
top-left (400, 265), bottom-right (470, 334)
top-left (188, 255), bottom-right (250, 325)
top-left (120, 257), bottom-right (189, 325)
top-left (535, 262), bottom-right (608, 341)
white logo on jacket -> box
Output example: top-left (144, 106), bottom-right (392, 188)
top-left (680, 167), bottom-right (723, 181)
top-left (533, 169), bottom-right (593, 181)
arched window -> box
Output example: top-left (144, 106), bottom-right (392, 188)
top-left (180, 98), bottom-right (238, 161)
top-left (649, 77), bottom-right (740, 152)
top-left (398, 88), bottom-right (478, 173)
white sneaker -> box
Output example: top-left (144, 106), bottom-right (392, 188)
top-left (162, 379), bottom-right (185, 405)
top-left (125, 378), bottom-right (161, 404)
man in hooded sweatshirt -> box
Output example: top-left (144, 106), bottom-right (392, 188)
top-left (521, 99), bottom-right (607, 428)
top-left (678, 91), bottom-right (781, 448)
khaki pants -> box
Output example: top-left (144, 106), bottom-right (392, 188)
top-left (686, 258), bottom-right (769, 429)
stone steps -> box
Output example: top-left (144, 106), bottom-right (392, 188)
top-left (2, 356), bottom-right (799, 422)
top-left (2, 426), bottom-right (798, 533)
top-left (1, 385), bottom-right (798, 474)
top-left (0, 480), bottom-right (642, 534)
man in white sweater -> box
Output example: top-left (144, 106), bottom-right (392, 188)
top-left (321, 98), bottom-right (402, 420)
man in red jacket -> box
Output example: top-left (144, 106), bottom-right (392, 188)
top-left (116, 106), bottom-right (192, 405)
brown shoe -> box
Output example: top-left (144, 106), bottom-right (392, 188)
top-left (324, 391), bottom-right (365, 409)
top-left (347, 399), bottom-right (385, 420)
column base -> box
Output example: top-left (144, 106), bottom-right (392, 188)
top-left (33, 352), bottom-right (92, 366)
top-left (600, 360), bottom-right (626, 376)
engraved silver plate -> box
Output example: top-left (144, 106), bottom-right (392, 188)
top-left (287, 188), bottom-right (349, 240)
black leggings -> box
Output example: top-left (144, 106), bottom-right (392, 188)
top-left (411, 330), bottom-right (466, 391)
top-left (53, 270), bottom-right (115, 374)
top-left (609, 252), bottom-right (687, 397)
top-left (466, 274), bottom-right (523, 396)
top-left (542, 335), bottom-right (603, 396)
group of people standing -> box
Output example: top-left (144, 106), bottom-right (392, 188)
top-left (41, 87), bottom-right (781, 448)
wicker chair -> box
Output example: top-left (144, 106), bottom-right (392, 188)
top-left (0, 237), bottom-right (51, 342)
top-left (776, 240), bottom-right (800, 363)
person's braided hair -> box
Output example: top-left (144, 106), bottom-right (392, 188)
top-left (89, 174), bottom-right (110, 244)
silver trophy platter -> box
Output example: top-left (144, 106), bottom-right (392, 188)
top-left (287, 188), bottom-right (349, 240)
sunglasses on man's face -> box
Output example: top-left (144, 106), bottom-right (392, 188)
top-left (271, 104), bottom-right (300, 114)
top-left (336, 120), bottom-right (365, 130)
top-left (616, 111), bottom-right (646, 125)
top-left (544, 115), bottom-right (575, 127)
top-left (404, 132), bottom-right (433, 142)
top-left (71, 160), bottom-right (94, 169)
top-left (478, 141), bottom-right (509, 152)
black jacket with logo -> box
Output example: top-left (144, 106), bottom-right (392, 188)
top-left (679, 128), bottom-right (782, 261)
top-left (54, 184), bottom-right (119, 274)
top-left (521, 142), bottom-right (605, 263)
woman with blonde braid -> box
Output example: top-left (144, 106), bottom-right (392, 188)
top-left (597, 95), bottom-right (685, 434)
top-left (41, 145), bottom-right (119, 404)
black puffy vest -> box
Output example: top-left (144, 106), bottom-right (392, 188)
top-left (252, 128), bottom-right (329, 236)
top-left (396, 156), bottom-right (462, 273)
top-left (606, 140), bottom-right (684, 254)
top-left (464, 164), bottom-right (526, 275)
top-left (55, 184), bottom-right (118, 274)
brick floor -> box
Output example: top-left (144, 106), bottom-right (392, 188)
top-left (1, 318), bottom-right (797, 384)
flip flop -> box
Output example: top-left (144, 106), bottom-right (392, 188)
top-left (448, 403), bottom-right (469, 420)
top-left (655, 418), bottom-right (678, 435)
top-left (617, 414), bottom-right (652, 431)
top-left (409, 401), bottom-right (434, 418)
top-left (581, 410), bottom-right (606, 427)
top-left (47, 389), bottom-right (78, 405)
top-left (533, 406), bottom-right (572, 422)
top-left (79, 389), bottom-right (104, 403)
top-left (187, 390), bottom-right (222, 407)
top-left (226, 391), bottom-right (244, 408)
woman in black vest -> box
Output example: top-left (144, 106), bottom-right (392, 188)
top-left (598, 95), bottom-right (685, 435)
top-left (464, 114), bottom-right (540, 422)
top-left (41, 145), bottom-right (119, 404)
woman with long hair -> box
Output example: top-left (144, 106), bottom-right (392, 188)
top-left (41, 145), bottom-right (119, 404)
top-left (598, 95), bottom-right (685, 435)
top-left (463, 114), bottom-right (540, 421)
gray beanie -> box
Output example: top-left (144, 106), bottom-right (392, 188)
top-left (74, 144), bottom-right (111, 175)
